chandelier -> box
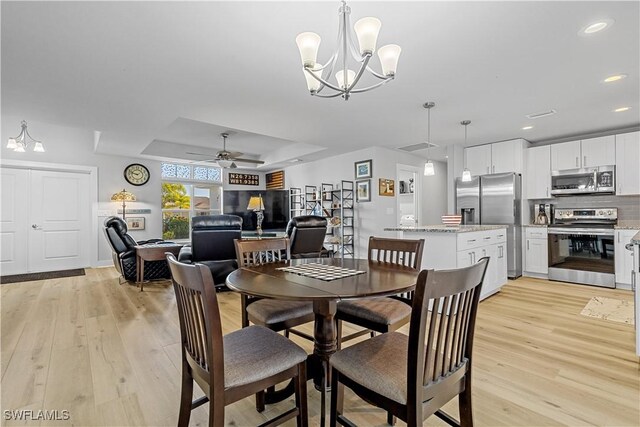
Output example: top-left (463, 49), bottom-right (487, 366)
top-left (6, 120), bottom-right (44, 152)
top-left (295, 0), bottom-right (401, 100)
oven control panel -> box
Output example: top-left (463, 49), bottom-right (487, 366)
top-left (554, 208), bottom-right (618, 220)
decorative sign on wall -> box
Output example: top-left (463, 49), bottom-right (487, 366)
top-left (228, 173), bottom-right (260, 186)
top-left (266, 171), bottom-right (285, 190)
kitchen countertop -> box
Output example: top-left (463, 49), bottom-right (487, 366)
top-left (614, 220), bottom-right (640, 230)
top-left (384, 225), bottom-right (507, 233)
top-left (632, 231), bottom-right (640, 244)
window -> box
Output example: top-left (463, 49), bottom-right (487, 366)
top-left (161, 163), bottom-right (223, 240)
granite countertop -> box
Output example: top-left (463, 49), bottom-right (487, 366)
top-left (615, 220), bottom-right (640, 230)
top-left (632, 232), bottom-right (640, 244)
top-left (384, 225), bottom-right (507, 233)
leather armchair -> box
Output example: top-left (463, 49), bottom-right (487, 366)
top-left (103, 216), bottom-right (170, 281)
top-left (178, 215), bottom-right (242, 290)
top-left (286, 215), bottom-right (328, 258)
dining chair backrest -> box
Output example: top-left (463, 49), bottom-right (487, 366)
top-left (166, 253), bottom-right (225, 397)
top-left (234, 237), bottom-right (291, 267)
top-left (368, 236), bottom-right (425, 270)
top-left (407, 257), bottom-right (489, 405)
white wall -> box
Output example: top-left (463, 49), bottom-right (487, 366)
top-left (284, 146), bottom-right (448, 256)
top-left (1, 116), bottom-right (163, 266)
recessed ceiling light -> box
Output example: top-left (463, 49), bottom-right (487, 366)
top-left (604, 74), bottom-right (627, 83)
top-left (613, 106), bottom-right (631, 112)
top-left (580, 19), bottom-right (614, 35)
top-left (522, 126), bottom-right (533, 130)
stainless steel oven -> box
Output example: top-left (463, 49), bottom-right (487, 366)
top-left (547, 208), bottom-right (617, 287)
top-left (551, 165), bottom-right (615, 196)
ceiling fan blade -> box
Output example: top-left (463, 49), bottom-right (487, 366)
top-left (232, 157), bottom-right (265, 164)
top-left (186, 151), bottom-right (218, 156)
top-left (228, 151), bottom-right (244, 158)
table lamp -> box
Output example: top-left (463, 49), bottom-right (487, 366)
top-left (111, 189), bottom-right (136, 220)
top-left (247, 195), bottom-right (265, 238)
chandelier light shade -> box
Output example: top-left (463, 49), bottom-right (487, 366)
top-left (111, 189), bottom-right (136, 220)
top-left (7, 120), bottom-right (44, 153)
top-left (461, 120), bottom-right (473, 182)
top-left (295, 0), bottom-right (401, 100)
top-left (353, 17), bottom-right (381, 54)
top-left (378, 44), bottom-right (402, 76)
top-left (423, 102), bottom-right (436, 177)
top-left (295, 32), bottom-right (321, 67)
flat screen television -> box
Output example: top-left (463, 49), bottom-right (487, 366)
top-left (223, 190), bottom-right (290, 231)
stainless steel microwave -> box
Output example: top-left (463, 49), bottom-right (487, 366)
top-left (550, 165), bottom-right (615, 196)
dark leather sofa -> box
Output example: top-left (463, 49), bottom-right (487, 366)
top-left (178, 215), bottom-right (242, 290)
top-left (103, 216), bottom-right (171, 281)
top-left (286, 215), bottom-right (328, 258)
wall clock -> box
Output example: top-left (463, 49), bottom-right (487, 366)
top-left (124, 163), bottom-right (150, 186)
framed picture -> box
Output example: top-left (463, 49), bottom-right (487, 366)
top-left (379, 178), bottom-right (395, 196)
top-left (356, 179), bottom-right (371, 202)
top-left (354, 159), bottom-right (372, 179)
top-left (126, 217), bottom-right (145, 230)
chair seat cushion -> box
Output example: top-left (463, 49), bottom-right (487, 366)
top-left (224, 325), bottom-right (307, 389)
top-left (199, 259), bottom-right (238, 285)
top-left (330, 332), bottom-right (408, 404)
top-left (247, 300), bottom-right (314, 327)
top-left (337, 298), bottom-right (411, 326)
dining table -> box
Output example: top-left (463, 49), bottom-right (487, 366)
top-left (225, 257), bottom-right (419, 426)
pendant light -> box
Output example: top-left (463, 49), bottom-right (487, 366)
top-left (423, 102), bottom-right (436, 176)
top-left (461, 120), bottom-right (472, 182)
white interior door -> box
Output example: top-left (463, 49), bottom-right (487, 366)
top-left (28, 169), bottom-right (91, 273)
top-left (0, 168), bottom-right (30, 275)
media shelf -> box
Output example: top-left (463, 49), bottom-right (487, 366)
top-left (304, 185), bottom-right (319, 215)
top-left (289, 187), bottom-right (304, 219)
top-left (329, 180), bottom-right (355, 259)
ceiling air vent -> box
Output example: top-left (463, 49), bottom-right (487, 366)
top-left (398, 142), bottom-right (439, 152)
top-left (525, 109), bottom-right (557, 119)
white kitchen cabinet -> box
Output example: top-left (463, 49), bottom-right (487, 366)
top-left (524, 227), bottom-right (548, 275)
top-left (465, 144), bottom-right (492, 177)
top-left (581, 135), bottom-right (616, 167)
top-left (492, 140), bottom-right (523, 174)
top-left (525, 145), bottom-right (551, 199)
top-left (494, 242), bottom-right (508, 285)
top-left (616, 131), bottom-right (640, 196)
top-left (551, 140), bottom-right (581, 171)
top-left (550, 137), bottom-right (615, 171)
top-left (615, 229), bottom-right (639, 286)
top-left (464, 139), bottom-right (527, 177)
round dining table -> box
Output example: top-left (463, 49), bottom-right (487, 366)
top-left (226, 257), bottom-right (419, 426)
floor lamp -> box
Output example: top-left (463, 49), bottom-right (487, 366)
top-left (247, 195), bottom-right (265, 238)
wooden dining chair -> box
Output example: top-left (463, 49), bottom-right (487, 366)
top-left (166, 253), bottom-right (308, 427)
top-left (234, 238), bottom-right (315, 336)
top-left (336, 236), bottom-right (425, 348)
top-left (329, 258), bottom-right (489, 427)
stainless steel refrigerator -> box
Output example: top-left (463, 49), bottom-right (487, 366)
top-left (455, 173), bottom-right (522, 278)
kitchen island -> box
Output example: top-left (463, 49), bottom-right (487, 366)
top-left (384, 225), bottom-right (509, 300)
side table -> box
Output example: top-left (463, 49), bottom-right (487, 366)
top-left (134, 243), bottom-right (183, 291)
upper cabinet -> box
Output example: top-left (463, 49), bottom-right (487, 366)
top-left (550, 140), bottom-right (581, 170)
top-left (550, 136), bottom-right (615, 171)
top-left (616, 131), bottom-right (640, 196)
top-left (525, 145), bottom-right (551, 199)
top-left (581, 136), bottom-right (616, 167)
top-left (464, 139), bottom-right (527, 177)
top-left (465, 144), bottom-right (492, 176)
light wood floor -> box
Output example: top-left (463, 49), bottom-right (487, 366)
top-left (1, 268), bottom-right (638, 426)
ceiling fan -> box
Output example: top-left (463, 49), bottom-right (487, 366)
top-left (187, 132), bottom-right (265, 169)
